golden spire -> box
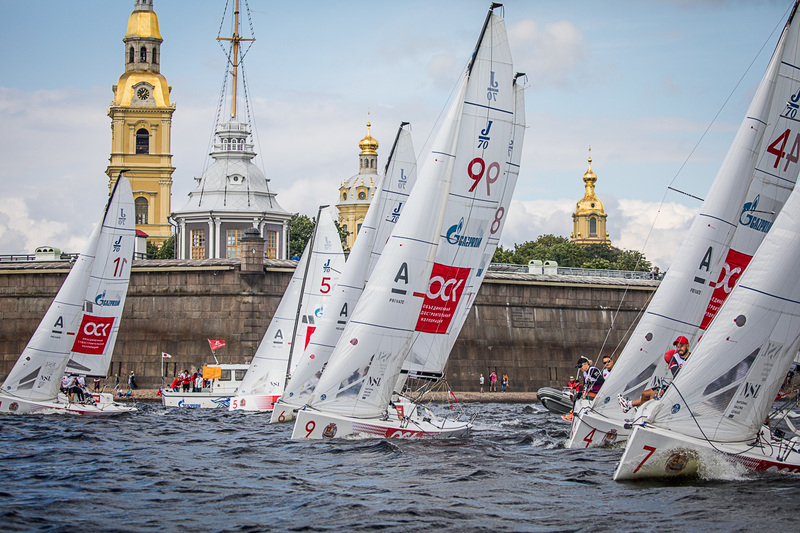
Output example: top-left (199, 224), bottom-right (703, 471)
top-left (217, 0), bottom-right (255, 120)
top-left (359, 122), bottom-right (379, 155)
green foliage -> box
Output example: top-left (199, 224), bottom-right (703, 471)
top-left (288, 213), bottom-right (315, 259)
top-left (334, 221), bottom-right (351, 252)
top-left (491, 234), bottom-right (654, 272)
top-left (145, 236), bottom-right (176, 259)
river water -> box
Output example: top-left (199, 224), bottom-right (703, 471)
top-left (1, 401), bottom-right (798, 532)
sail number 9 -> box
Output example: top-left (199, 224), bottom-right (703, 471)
top-left (468, 157), bottom-right (500, 195)
top-left (767, 128), bottom-right (800, 170)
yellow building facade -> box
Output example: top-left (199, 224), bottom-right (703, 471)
top-left (571, 150), bottom-right (611, 246)
top-left (336, 123), bottom-right (379, 250)
top-left (106, 0), bottom-right (175, 246)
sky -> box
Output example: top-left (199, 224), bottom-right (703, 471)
top-left (0, 0), bottom-right (794, 268)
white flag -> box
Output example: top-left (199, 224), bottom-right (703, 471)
top-left (162, 352), bottom-right (172, 358)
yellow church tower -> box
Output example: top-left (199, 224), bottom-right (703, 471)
top-left (336, 123), bottom-right (379, 250)
top-left (106, 0), bottom-right (175, 246)
top-left (571, 148), bottom-right (611, 246)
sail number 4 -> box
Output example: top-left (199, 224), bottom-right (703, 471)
top-left (767, 129), bottom-right (800, 170)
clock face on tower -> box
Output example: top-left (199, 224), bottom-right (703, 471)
top-left (137, 87), bottom-right (150, 100)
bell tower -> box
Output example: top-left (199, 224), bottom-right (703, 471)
top-left (106, 0), bottom-right (175, 246)
top-left (571, 147), bottom-right (611, 246)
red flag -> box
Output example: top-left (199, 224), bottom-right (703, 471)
top-left (208, 339), bottom-right (226, 351)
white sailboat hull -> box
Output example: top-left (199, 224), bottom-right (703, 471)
top-left (566, 400), bottom-right (630, 448)
top-left (269, 399), bottom-right (299, 423)
top-left (614, 423), bottom-right (800, 480)
top-left (0, 392), bottom-right (136, 416)
top-left (228, 394), bottom-right (279, 412)
top-left (292, 407), bottom-right (472, 440)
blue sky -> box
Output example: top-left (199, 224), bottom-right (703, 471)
top-left (0, 0), bottom-right (793, 267)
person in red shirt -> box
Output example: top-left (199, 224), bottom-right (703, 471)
top-left (619, 336), bottom-right (691, 413)
top-left (171, 376), bottom-right (181, 392)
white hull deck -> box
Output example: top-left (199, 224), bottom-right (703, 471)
top-left (292, 406), bottom-right (472, 440)
top-left (614, 424), bottom-right (800, 480)
top-left (228, 394), bottom-right (279, 412)
top-left (161, 390), bottom-right (232, 409)
top-left (566, 400), bottom-right (630, 449)
top-left (0, 392), bottom-right (136, 415)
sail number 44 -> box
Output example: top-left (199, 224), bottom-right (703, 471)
top-left (767, 128), bottom-right (800, 170)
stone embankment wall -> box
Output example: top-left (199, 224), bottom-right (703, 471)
top-left (0, 260), bottom-right (656, 392)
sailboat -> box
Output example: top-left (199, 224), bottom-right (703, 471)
top-left (567, 0), bottom-right (800, 449)
top-left (0, 173), bottom-right (136, 415)
top-left (614, 163), bottom-right (800, 480)
top-left (270, 123), bottom-right (418, 423)
top-left (291, 4), bottom-right (523, 440)
top-left (228, 206), bottom-right (345, 411)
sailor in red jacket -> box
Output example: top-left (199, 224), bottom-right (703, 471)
top-left (618, 335), bottom-right (691, 413)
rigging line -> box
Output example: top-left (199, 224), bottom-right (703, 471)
top-left (597, 9), bottom-right (788, 360)
top-left (241, 61), bottom-right (275, 209)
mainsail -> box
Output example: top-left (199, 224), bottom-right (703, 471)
top-left (590, 5), bottom-right (800, 424)
top-left (2, 175), bottom-right (135, 401)
top-left (236, 207), bottom-right (345, 400)
top-left (306, 10), bottom-right (516, 419)
top-left (278, 124), bottom-right (418, 409)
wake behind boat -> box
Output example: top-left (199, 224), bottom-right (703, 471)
top-left (0, 173), bottom-right (136, 416)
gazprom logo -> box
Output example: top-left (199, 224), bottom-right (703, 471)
top-left (739, 194), bottom-right (773, 234)
top-left (94, 290), bottom-right (121, 307)
top-left (446, 217), bottom-right (483, 248)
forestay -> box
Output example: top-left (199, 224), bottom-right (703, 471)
top-left (592, 10), bottom-right (800, 421)
top-left (307, 12), bottom-right (515, 419)
top-left (280, 124), bottom-right (418, 407)
top-left (2, 175), bottom-right (135, 401)
top-left (236, 207), bottom-right (345, 398)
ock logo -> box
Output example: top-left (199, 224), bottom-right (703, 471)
top-left (415, 263), bottom-right (470, 334)
top-left (72, 315), bottom-right (115, 355)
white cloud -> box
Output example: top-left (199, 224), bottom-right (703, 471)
top-left (508, 18), bottom-right (588, 89)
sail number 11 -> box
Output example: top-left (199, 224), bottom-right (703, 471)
top-left (767, 128), bottom-right (800, 170)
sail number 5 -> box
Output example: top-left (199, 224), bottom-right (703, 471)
top-left (767, 128), bottom-right (800, 170)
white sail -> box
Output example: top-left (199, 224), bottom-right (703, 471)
top-left (636, 164), bottom-right (800, 444)
top-left (279, 124), bottom-right (418, 408)
top-left (589, 10), bottom-right (800, 425)
top-left (236, 207), bottom-right (345, 399)
top-left (2, 176), bottom-right (135, 402)
top-left (402, 75), bottom-right (526, 380)
top-left (307, 12), bottom-right (515, 419)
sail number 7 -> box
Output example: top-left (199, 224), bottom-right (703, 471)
top-left (767, 128), bottom-right (800, 170)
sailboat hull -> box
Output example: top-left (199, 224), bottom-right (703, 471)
top-left (566, 402), bottom-right (630, 448)
top-left (228, 394), bottom-right (279, 412)
top-left (0, 392), bottom-right (136, 416)
top-left (614, 424), bottom-right (800, 480)
top-left (292, 407), bottom-right (472, 440)
top-left (537, 387), bottom-right (574, 415)
top-left (269, 400), bottom-right (299, 423)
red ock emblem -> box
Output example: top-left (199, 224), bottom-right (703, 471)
top-left (415, 262), bottom-right (471, 334)
top-left (72, 315), bottom-right (115, 355)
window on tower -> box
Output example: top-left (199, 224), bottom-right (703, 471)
top-left (128, 47), bottom-right (134, 63)
top-left (135, 197), bottom-right (148, 225)
top-left (226, 229), bottom-right (245, 259)
top-left (153, 47), bottom-right (158, 64)
top-left (265, 230), bottom-right (278, 259)
top-left (589, 217), bottom-right (597, 236)
top-left (191, 229), bottom-right (206, 259)
top-left (136, 128), bottom-right (149, 154)
top-left (140, 46), bottom-right (147, 62)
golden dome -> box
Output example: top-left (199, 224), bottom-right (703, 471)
top-left (358, 122), bottom-right (379, 155)
top-left (575, 152), bottom-right (605, 215)
top-left (126, 11), bottom-right (162, 40)
top-left (583, 156), bottom-right (597, 186)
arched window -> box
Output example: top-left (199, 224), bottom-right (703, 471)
top-left (358, 191), bottom-right (366, 200)
top-left (140, 46), bottom-right (147, 62)
top-left (135, 128), bottom-right (149, 154)
top-left (341, 191), bottom-right (347, 201)
top-left (153, 46), bottom-right (158, 64)
top-left (589, 217), bottom-right (597, 236)
top-left (128, 46), bottom-right (134, 63)
top-left (135, 197), bottom-right (148, 225)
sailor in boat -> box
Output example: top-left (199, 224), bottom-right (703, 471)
top-left (602, 356), bottom-right (614, 379)
top-left (618, 335), bottom-right (691, 413)
top-left (576, 357), bottom-right (604, 400)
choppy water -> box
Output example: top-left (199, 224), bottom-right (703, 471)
top-left (1, 401), bottom-right (798, 532)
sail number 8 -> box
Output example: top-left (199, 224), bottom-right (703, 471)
top-left (767, 128), bottom-right (800, 170)
top-left (468, 157), bottom-right (500, 195)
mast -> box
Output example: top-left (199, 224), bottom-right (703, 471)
top-left (217, 0), bottom-right (255, 120)
top-left (283, 205), bottom-right (329, 384)
top-left (467, 3), bottom-right (502, 75)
